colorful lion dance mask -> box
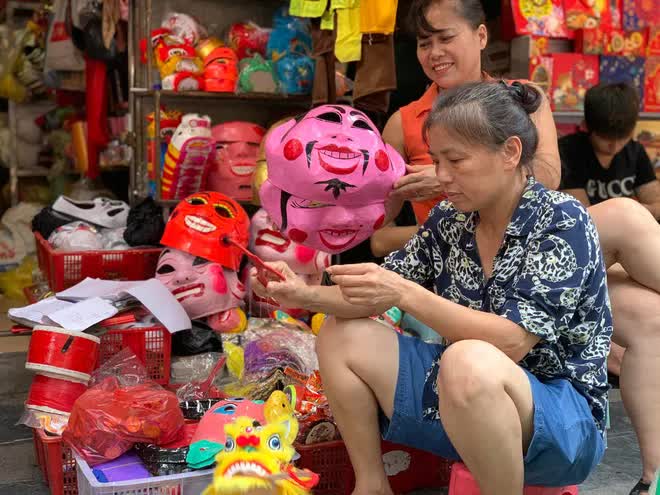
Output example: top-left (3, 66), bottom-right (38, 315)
top-left (260, 105), bottom-right (405, 253)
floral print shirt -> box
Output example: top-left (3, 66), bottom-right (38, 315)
top-left (382, 178), bottom-right (612, 434)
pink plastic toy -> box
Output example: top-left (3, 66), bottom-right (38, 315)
top-left (206, 122), bottom-right (266, 202)
top-left (449, 463), bottom-right (579, 495)
top-left (260, 105), bottom-right (405, 253)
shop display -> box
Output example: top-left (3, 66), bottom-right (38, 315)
top-left (162, 114), bottom-right (213, 201)
top-left (202, 406), bottom-right (319, 495)
top-left (228, 22), bottom-right (270, 61)
top-left (564, 0), bottom-right (606, 29)
top-left (634, 120), bottom-right (660, 168)
top-left (600, 56), bottom-right (645, 108)
top-left (160, 192), bottom-right (250, 271)
top-left (502, 0), bottom-right (571, 39)
top-left (266, 8), bottom-right (312, 62)
top-left (275, 54), bottom-right (315, 95)
top-left (645, 57), bottom-right (660, 112)
top-left (203, 47), bottom-right (239, 93)
top-left (622, 0), bottom-right (658, 30)
top-left (649, 26), bottom-right (660, 57)
top-left (261, 105), bottom-right (405, 253)
top-left (551, 53), bottom-right (600, 111)
top-left (604, 29), bottom-right (647, 57)
top-left (205, 122), bottom-right (266, 202)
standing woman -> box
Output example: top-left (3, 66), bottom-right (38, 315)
top-left (379, 2), bottom-right (660, 494)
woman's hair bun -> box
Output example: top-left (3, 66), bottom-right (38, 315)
top-left (506, 81), bottom-right (542, 115)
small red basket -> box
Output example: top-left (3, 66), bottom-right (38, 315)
top-left (35, 232), bottom-right (162, 291)
top-left (296, 440), bottom-right (451, 495)
top-left (34, 429), bottom-right (78, 495)
top-left (100, 326), bottom-right (172, 386)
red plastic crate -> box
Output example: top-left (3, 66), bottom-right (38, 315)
top-left (35, 232), bottom-right (162, 291)
top-left (33, 429), bottom-right (49, 486)
top-left (34, 429), bottom-right (78, 495)
top-left (296, 440), bottom-right (451, 495)
top-left (100, 326), bottom-right (172, 386)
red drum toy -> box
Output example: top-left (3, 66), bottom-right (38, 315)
top-left (25, 374), bottom-right (88, 416)
top-left (26, 326), bottom-right (100, 383)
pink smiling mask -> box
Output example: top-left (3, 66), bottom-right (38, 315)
top-left (260, 105), bottom-right (404, 253)
top-left (205, 122), bottom-right (266, 202)
top-left (263, 105), bottom-right (405, 206)
top-left (156, 248), bottom-right (246, 319)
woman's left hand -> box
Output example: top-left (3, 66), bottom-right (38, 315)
top-left (393, 164), bottom-right (443, 202)
top-left (326, 263), bottom-right (409, 308)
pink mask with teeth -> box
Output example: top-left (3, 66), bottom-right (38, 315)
top-left (155, 248), bottom-right (245, 319)
top-left (205, 122), bottom-right (266, 202)
top-left (260, 105), bottom-right (403, 253)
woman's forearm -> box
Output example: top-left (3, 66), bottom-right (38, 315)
top-left (304, 285), bottom-right (389, 319)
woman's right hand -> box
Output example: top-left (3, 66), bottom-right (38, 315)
top-left (249, 261), bottom-right (312, 310)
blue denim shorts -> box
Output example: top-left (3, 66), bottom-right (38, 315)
top-left (379, 334), bottom-right (605, 486)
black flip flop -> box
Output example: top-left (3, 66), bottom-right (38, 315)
top-left (630, 478), bottom-right (651, 495)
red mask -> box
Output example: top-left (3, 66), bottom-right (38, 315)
top-left (160, 192), bottom-right (249, 271)
top-left (204, 47), bottom-right (239, 92)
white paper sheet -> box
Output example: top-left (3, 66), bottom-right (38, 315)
top-left (8, 297), bottom-right (74, 327)
top-left (56, 278), bottom-right (144, 302)
top-left (48, 297), bottom-right (118, 331)
top-left (122, 279), bottom-right (190, 333)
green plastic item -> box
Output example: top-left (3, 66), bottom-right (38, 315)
top-left (238, 55), bottom-right (277, 94)
top-left (186, 440), bottom-right (223, 469)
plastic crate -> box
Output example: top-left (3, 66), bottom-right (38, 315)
top-left (75, 455), bottom-right (213, 495)
top-left (35, 429), bottom-right (78, 495)
top-left (296, 440), bottom-right (451, 495)
top-left (35, 232), bottom-right (162, 291)
top-left (100, 326), bottom-right (172, 386)
top-left (33, 429), bottom-right (49, 486)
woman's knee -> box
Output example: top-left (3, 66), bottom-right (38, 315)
top-left (437, 340), bottom-right (506, 408)
top-left (590, 198), bottom-right (654, 238)
top-left (315, 317), bottom-right (381, 364)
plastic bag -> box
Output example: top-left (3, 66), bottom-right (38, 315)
top-left (171, 352), bottom-right (222, 384)
top-left (63, 349), bottom-right (185, 466)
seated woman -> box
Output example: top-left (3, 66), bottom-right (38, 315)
top-left (251, 81), bottom-right (611, 495)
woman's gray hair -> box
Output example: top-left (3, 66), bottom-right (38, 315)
top-left (423, 81), bottom-right (543, 167)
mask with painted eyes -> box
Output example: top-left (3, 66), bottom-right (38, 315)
top-left (155, 248), bottom-right (245, 319)
top-left (206, 122), bottom-right (266, 202)
top-left (160, 191), bottom-right (250, 270)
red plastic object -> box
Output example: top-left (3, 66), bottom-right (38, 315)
top-left (449, 462), bottom-right (579, 495)
top-left (35, 232), bottom-right (162, 292)
top-left (295, 440), bottom-right (451, 495)
top-left (34, 429), bottom-right (78, 495)
top-left (100, 326), bottom-right (172, 386)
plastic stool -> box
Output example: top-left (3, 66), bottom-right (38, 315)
top-left (449, 463), bottom-right (579, 495)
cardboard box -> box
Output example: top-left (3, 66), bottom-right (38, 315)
top-left (599, 56), bottom-right (645, 109)
top-left (502, 0), bottom-right (571, 39)
top-left (605, 29), bottom-right (648, 57)
top-left (551, 53), bottom-right (600, 111)
top-left (634, 120), bottom-right (660, 169)
top-left (510, 36), bottom-right (571, 82)
top-left (644, 57), bottom-right (660, 112)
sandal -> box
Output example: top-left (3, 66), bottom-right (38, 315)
top-left (630, 478), bottom-right (651, 495)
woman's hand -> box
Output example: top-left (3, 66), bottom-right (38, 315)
top-left (249, 261), bottom-right (312, 310)
top-left (393, 164), bottom-right (443, 202)
top-left (326, 263), bottom-right (410, 308)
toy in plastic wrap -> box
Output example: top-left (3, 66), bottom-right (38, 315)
top-left (276, 54), bottom-right (314, 95)
top-left (161, 192), bottom-right (250, 271)
top-left (202, 414), bottom-right (319, 495)
top-left (228, 22), bottom-right (270, 61)
top-left (146, 108), bottom-right (183, 196)
top-left (187, 398), bottom-right (266, 469)
top-left (161, 114), bottom-right (212, 200)
top-left (150, 28), bottom-right (204, 91)
top-left (156, 248), bottom-right (246, 324)
top-left (266, 8), bottom-right (312, 62)
top-left (249, 208), bottom-right (329, 318)
top-left (237, 54), bottom-right (277, 93)
top-left (205, 122), bottom-right (266, 202)
top-left (260, 105), bottom-right (405, 253)
top-left (204, 47), bottom-right (239, 93)
top-left (161, 12), bottom-right (207, 46)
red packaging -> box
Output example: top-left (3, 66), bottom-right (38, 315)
top-left (575, 29), bottom-right (606, 54)
top-left (648, 27), bottom-right (660, 57)
top-left (601, 0), bottom-right (623, 30)
top-left (530, 55), bottom-right (554, 99)
top-left (644, 57), bottom-right (660, 112)
top-left (563, 0), bottom-right (604, 29)
top-left (502, 0), bottom-right (571, 39)
top-left (551, 53), bottom-right (600, 111)
top-left (622, 0), bottom-right (658, 30)
top-left (604, 29), bottom-right (648, 57)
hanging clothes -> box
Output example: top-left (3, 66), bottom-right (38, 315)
top-left (289, 0), bottom-right (328, 18)
top-left (360, 0), bottom-right (398, 34)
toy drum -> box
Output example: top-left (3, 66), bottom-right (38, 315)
top-left (26, 326), bottom-right (100, 382)
top-left (26, 373), bottom-right (88, 416)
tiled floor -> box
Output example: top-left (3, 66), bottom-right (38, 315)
top-left (0, 388), bottom-right (643, 495)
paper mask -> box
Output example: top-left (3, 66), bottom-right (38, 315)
top-left (206, 122), bottom-right (266, 202)
top-left (260, 105), bottom-right (404, 253)
top-left (260, 180), bottom-right (386, 253)
top-left (264, 105), bottom-right (405, 206)
top-left (160, 192), bottom-right (250, 270)
top-left (204, 47), bottom-right (239, 93)
top-left (156, 248), bottom-right (245, 319)
top-left (228, 22), bottom-right (269, 60)
top-left (237, 55), bottom-right (277, 94)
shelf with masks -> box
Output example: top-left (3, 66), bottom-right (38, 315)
top-left (130, 88), bottom-right (313, 108)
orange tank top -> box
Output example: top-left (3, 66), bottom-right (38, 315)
top-left (399, 83), bottom-right (442, 223)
